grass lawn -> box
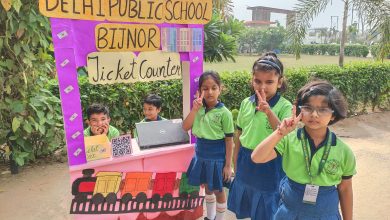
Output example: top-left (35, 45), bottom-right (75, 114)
top-left (204, 54), bottom-right (385, 73)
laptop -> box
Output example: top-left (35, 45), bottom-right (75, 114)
top-left (135, 119), bottom-right (190, 149)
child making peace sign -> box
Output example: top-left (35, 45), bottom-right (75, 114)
top-left (252, 80), bottom-right (356, 220)
top-left (183, 71), bottom-right (234, 220)
top-left (228, 52), bottom-right (292, 220)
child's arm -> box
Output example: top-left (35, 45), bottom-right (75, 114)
top-left (182, 91), bottom-right (204, 131)
top-left (251, 106), bottom-right (301, 163)
top-left (233, 130), bottom-right (241, 173)
top-left (255, 89), bottom-right (280, 130)
top-left (338, 178), bottom-right (353, 220)
top-left (223, 136), bottom-right (234, 181)
top-left (251, 130), bottom-right (282, 163)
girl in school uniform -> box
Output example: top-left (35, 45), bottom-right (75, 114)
top-left (183, 71), bottom-right (234, 220)
top-left (252, 80), bottom-right (356, 220)
top-left (228, 52), bottom-right (292, 220)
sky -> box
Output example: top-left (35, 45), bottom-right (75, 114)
top-left (232, 0), bottom-right (359, 30)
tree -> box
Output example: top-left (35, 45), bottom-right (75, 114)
top-left (348, 23), bottom-right (359, 43)
top-left (204, 12), bottom-right (237, 62)
top-left (260, 26), bottom-right (287, 52)
top-left (238, 26), bottom-right (287, 55)
top-left (203, 2), bottom-right (242, 63)
top-left (0, 1), bottom-right (64, 167)
top-left (288, 0), bottom-right (390, 67)
top-left (204, 9), bottom-right (245, 62)
top-left (221, 16), bottom-right (245, 39)
top-left (238, 28), bottom-right (261, 55)
top-left (212, 0), bottom-right (234, 20)
top-left (319, 28), bottom-right (328, 43)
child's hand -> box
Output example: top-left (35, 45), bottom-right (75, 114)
top-left (100, 123), bottom-right (109, 135)
top-left (255, 89), bottom-right (271, 114)
top-left (91, 126), bottom-right (102, 136)
top-left (277, 106), bottom-right (302, 136)
top-left (192, 90), bottom-right (204, 112)
top-left (223, 165), bottom-right (233, 182)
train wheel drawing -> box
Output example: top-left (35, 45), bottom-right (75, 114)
top-left (106, 192), bottom-right (117, 204)
top-left (121, 193), bottom-right (133, 203)
top-left (151, 194), bottom-right (161, 204)
top-left (135, 192), bottom-right (147, 203)
top-left (75, 193), bottom-right (88, 202)
top-left (179, 192), bottom-right (188, 199)
top-left (162, 193), bottom-right (173, 202)
top-left (91, 193), bottom-right (104, 205)
top-left (190, 191), bottom-right (199, 198)
top-left (162, 193), bottom-right (173, 209)
top-left (134, 192), bottom-right (147, 211)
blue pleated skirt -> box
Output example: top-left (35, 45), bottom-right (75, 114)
top-left (275, 177), bottom-right (341, 220)
top-left (186, 138), bottom-right (226, 192)
top-left (228, 146), bottom-right (285, 220)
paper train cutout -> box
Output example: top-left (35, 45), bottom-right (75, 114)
top-left (71, 169), bottom-right (203, 214)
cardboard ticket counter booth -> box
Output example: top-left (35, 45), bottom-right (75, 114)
top-left (38, 0), bottom-right (212, 219)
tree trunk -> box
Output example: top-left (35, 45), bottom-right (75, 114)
top-left (339, 0), bottom-right (349, 67)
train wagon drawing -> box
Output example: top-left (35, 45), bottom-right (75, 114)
top-left (152, 172), bottom-right (177, 196)
top-left (92, 171), bottom-right (122, 204)
top-left (121, 172), bottom-right (153, 197)
top-left (179, 173), bottom-right (199, 195)
top-left (70, 169), bottom-right (204, 214)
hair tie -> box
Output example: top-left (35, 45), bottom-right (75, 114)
top-left (255, 60), bottom-right (281, 74)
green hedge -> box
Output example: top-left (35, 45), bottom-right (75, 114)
top-left (283, 62), bottom-right (390, 113)
top-left (49, 62), bottom-right (389, 132)
top-left (78, 78), bottom-right (183, 133)
top-left (283, 44), bottom-right (369, 57)
top-left (371, 44), bottom-right (390, 59)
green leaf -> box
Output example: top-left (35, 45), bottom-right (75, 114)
top-left (14, 44), bottom-right (21, 56)
top-left (23, 123), bottom-right (32, 133)
top-left (11, 101), bottom-right (24, 113)
top-left (16, 138), bottom-right (25, 148)
top-left (5, 84), bottom-right (11, 94)
top-left (4, 59), bottom-right (15, 70)
top-left (21, 142), bottom-right (33, 152)
top-left (9, 136), bottom-right (17, 141)
top-left (47, 112), bottom-right (54, 120)
top-left (12, 117), bottom-right (21, 132)
top-left (19, 152), bottom-right (30, 158)
top-left (12, 0), bottom-right (22, 13)
top-left (14, 156), bottom-right (24, 166)
top-left (37, 111), bottom-right (44, 119)
top-left (39, 118), bottom-right (46, 125)
top-left (38, 125), bottom-right (46, 135)
top-left (46, 119), bottom-right (55, 125)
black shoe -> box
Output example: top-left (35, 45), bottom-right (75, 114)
top-left (204, 217), bottom-right (215, 220)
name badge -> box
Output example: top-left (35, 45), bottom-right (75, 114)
top-left (303, 184), bottom-right (319, 205)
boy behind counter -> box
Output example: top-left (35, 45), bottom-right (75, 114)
top-left (140, 94), bottom-right (166, 122)
top-left (84, 103), bottom-right (120, 141)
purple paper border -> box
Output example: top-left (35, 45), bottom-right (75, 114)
top-left (50, 18), bottom-right (204, 166)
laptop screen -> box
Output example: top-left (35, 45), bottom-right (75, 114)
top-left (135, 119), bottom-right (190, 149)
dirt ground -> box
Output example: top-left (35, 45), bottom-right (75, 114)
top-left (0, 111), bottom-right (389, 220)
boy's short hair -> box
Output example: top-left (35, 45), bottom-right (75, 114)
top-left (143, 94), bottom-right (162, 109)
top-left (86, 103), bottom-right (110, 119)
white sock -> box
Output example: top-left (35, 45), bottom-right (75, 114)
top-left (216, 202), bottom-right (227, 220)
top-left (205, 194), bottom-right (216, 220)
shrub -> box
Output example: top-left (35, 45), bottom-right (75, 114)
top-left (48, 62), bottom-right (390, 133)
top-left (371, 44), bottom-right (390, 59)
top-left (285, 44), bottom-right (370, 57)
